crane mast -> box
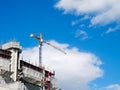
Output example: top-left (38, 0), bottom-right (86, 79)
top-left (30, 33), bottom-right (66, 66)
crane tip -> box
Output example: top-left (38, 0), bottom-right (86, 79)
top-left (30, 34), bottom-right (34, 37)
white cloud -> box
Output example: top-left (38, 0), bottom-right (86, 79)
top-left (106, 84), bottom-right (120, 90)
top-left (55, 0), bottom-right (109, 14)
top-left (98, 84), bottom-right (120, 90)
top-left (105, 26), bottom-right (120, 34)
top-left (72, 15), bottom-right (90, 26)
top-left (71, 19), bottom-right (81, 26)
top-left (75, 30), bottom-right (89, 40)
top-left (21, 40), bottom-right (103, 90)
top-left (55, 0), bottom-right (120, 26)
top-left (91, 3), bottom-right (120, 25)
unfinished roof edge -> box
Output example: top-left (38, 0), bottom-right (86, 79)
top-left (1, 41), bottom-right (22, 53)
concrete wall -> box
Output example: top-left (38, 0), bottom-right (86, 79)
top-left (0, 57), bottom-right (10, 71)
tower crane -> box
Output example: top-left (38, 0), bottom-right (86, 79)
top-left (30, 33), bottom-right (66, 66)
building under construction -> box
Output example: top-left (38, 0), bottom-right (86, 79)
top-left (0, 41), bottom-right (58, 90)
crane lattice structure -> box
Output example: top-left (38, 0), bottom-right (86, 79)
top-left (30, 33), bottom-right (66, 66)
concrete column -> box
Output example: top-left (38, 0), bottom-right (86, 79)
top-left (10, 49), bottom-right (20, 81)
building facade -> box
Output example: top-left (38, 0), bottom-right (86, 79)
top-left (0, 41), bottom-right (58, 90)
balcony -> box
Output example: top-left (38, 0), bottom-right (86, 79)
top-left (20, 60), bottom-right (44, 85)
top-left (22, 66), bottom-right (43, 84)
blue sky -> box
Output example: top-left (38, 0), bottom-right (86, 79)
top-left (0, 0), bottom-right (120, 90)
